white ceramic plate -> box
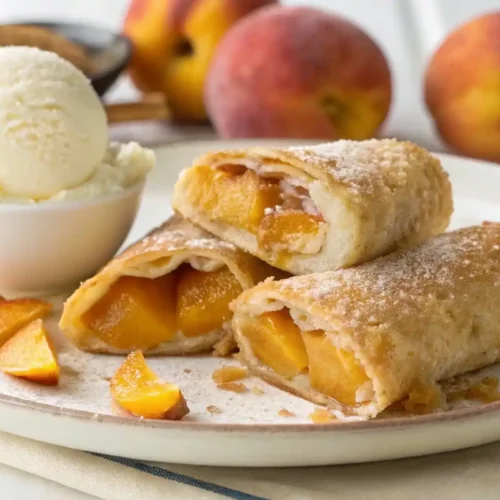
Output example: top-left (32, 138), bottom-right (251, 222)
top-left (0, 139), bottom-right (500, 467)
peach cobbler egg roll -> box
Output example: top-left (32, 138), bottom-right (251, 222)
top-left (231, 224), bottom-right (500, 419)
top-left (173, 139), bottom-right (453, 274)
top-left (60, 216), bottom-right (284, 356)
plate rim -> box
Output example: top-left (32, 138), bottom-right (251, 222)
top-left (151, 136), bottom-right (500, 170)
top-left (1, 388), bottom-right (500, 433)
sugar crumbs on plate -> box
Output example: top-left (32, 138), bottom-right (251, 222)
top-left (206, 405), bottom-right (223, 415)
top-left (388, 376), bottom-right (500, 417)
top-left (217, 382), bottom-right (248, 393)
top-left (309, 408), bottom-right (336, 423)
top-left (212, 366), bottom-right (248, 384)
top-left (401, 381), bottom-right (445, 415)
top-left (278, 408), bottom-right (296, 418)
top-left (447, 376), bottom-right (500, 404)
top-left (251, 386), bottom-right (265, 396)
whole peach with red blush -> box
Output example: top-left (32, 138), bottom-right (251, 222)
top-left (425, 12), bottom-right (500, 162)
top-left (123, 0), bottom-right (278, 122)
top-left (205, 6), bottom-right (392, 139)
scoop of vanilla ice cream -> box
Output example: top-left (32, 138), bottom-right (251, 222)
top-left (0, 46), bottom-right (108, 197)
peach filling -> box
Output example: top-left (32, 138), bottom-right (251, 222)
top-left (258, 210), bottom-right (325, 254)
top-left (176, 267), bottom-right (243, 337)
top-left (82, 275), bottom-right (177, 350)
top-left (82, 266), bottom-right (242, 350)
top-left (192, 165), bottom-right (281, 233)
top-left (302, 331), bottom-right (369, 406)
top-left (240, 309), bottom-right (370, 406)
top-left (239, 310), bottom-right (309, 380)
top-left (185, 165), bottom-right (325, 255)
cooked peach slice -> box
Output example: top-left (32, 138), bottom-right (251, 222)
top-left (258, 210), bottom-right (326, 254)
top-left (177, 267), bottom-right (242, 337)
top-left (302, 331), bottom-right (369, 406)
top-left (0, 298), bottom-right (52, 346)
top-left (0, 319), bottom-right (59, 385)
top-left (82, 274), bottom-right (177, 350)
top-left (187, 165), bottom-right (281, 233)
top-left (110, 350), bottom-right (189, 420)
top-left (240, 310), bottom-right (308, 379)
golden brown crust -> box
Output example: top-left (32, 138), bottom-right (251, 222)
top-left (173, 139), bottom-right (453, 274)
top-left (60, 215), bottom-right (283, 355)
top-left (232, 225), bottom-right (500, 419)
top-left (212, 330), bottom-right (238, 357)
top-left (194, 139), bottom-right (445, 201)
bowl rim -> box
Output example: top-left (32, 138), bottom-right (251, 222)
top-left (0, 180), bottom-right (145, 214)
top-left (4, 19), bottom-right (133, 78)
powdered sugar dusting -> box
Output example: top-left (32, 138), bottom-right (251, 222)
top-left (120, 216), bottom-right (238, 258)
top-left (289, 139), bottom-right (433, 196)
top-left (143, 229), bottom-right (236, 253)
top-left (188, 238), bottom-right (236, 251)
top-left (279, 225), bottom-right (500, 329)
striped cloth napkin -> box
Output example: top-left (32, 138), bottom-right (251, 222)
top-left (1, 431), bottom-right (500, 499)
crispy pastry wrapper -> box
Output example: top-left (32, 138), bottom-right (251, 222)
top-left (173, 139), bottom-right (453, 275)
top-left (60, 215), bottom-right (283, 356)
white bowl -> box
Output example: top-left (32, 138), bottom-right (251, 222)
top-left (0, 182), bottom-right (144, 294)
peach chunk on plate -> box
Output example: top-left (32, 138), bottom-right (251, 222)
top-left (110, 350), bottom-right (189, 420)
top-left (0, 298), bottom-right (52, 345)
top-left (0, 318), bottom-right (60, 385)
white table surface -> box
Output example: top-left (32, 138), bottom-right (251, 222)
top-left (0, 0), bottom-right (498, 498)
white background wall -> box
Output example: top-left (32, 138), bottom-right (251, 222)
top-left (0, 0), bottom-right (498, 56)
top-left (0, 0), bottom-right (497, 150)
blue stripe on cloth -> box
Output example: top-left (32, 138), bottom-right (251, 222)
top-left (91, 453), bottom-right (269, 500)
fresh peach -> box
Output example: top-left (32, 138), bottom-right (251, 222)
top-left (123, 0), bottom-right (278, 121)
top-left (425, 13), bottom-right (500, 162)
top-left (205, 6), bottom-right (392, 139)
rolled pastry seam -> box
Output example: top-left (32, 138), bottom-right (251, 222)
top-left (231, 225), bottom-right (500, 420)
top-left (173, 139), bottom-right (453, 275)
top-left (60, 215), bottom-right (283, 356)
